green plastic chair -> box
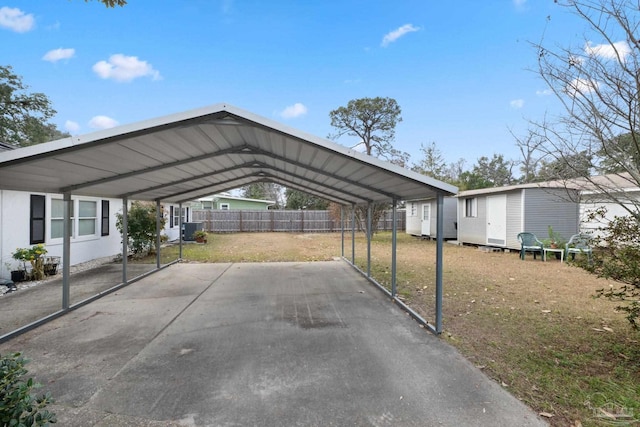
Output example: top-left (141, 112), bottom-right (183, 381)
top-left (517, 232), bottom-right (544, 260)
top-left (565, 234), bottom-right (592, 262)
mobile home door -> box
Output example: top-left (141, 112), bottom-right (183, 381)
top-left (421, 204), bottom-right (431, 235)
top-left (486, 195), bottom-right (507, 246)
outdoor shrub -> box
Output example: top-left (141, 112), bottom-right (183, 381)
top-left (579, 210), bottom-right (640, 330)
top-left (0, 352), bottom-right (56, 426)
top-left (115, 202), bottom-right (167, 256)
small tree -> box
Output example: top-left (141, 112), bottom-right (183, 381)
top-left (115, 201), bottom-right (166, 256)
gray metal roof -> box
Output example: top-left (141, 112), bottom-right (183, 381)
top-left (0, 103), bottom-right (457, 204)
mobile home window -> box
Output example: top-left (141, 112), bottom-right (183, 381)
top-left (78, 200), bottom-right (97, 236)
top-left (101, 200), bottom-right (110, 236)
top-left (410, 202), bottom-right (417, 217)
top-left (464, 198), bottom-right (477, 218)
top-left (51, 199), bottom-right (74, 239)
top-left (220, 203), bottom-right (230, 210)
top-left (30, 195), bottom-right (46, 244)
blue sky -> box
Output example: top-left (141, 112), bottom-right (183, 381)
top-left (1, 1), bottom-right (592, 174)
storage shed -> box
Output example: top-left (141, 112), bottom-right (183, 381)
top-left (457, 183), bottom-right (580, 250)
top-left (406, 197), bottom-right (457, 239)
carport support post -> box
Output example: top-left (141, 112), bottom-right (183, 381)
top-left (391, 199), bottom-right (397, 297)
top-left (156, 200), bottom-right (161, 269)
top-left (340, 206), bottom-right (344, 258)
top-left (178, 203), bottom-right (183, 260)
top-left (62, 192), bottom-right (71, 309)
top-left (367, 203), bottom-right (372, 277)
top-left (435, 193), bottom-right (444, 334)
top-left (122, 197), bottom-right (128, 284)
top-left (351, 204), bottom-right (356, 264)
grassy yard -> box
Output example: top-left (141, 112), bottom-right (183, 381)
top-left (147, 232), bottom-right (640, 427)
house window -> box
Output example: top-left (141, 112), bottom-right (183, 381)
top-left (423, 205), bottom-right (430, 221)
top-left (220, 203), bottom-right (230, 210)
top-left (464, 198), bottom-right (477, 218)
top-left (101, 200), bottom-right (110, 236)
top-left (409, 202), bottom-right (417, 217)
top-left (51, 199), bottom-right (74, 239)
top-left (30, 195), bottom-right (46, 244)
top-left (79, 201), bottom-right (97, 236)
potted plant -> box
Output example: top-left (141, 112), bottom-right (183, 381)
top-left (12, 245), bottom-right (47, 281)
top-left (543, 226), bottom-right (566, 259)
top-left (192, 230), bottom-right (208, 243)
top-left (10, 248), bottom-right (30, 282)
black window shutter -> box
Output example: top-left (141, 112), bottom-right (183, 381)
top-left (101, 200), bottom-right (110, 236)
top-left (30, 195), bottom-right (46, 244)
top-left (170, 206), bottom-right (174, 228)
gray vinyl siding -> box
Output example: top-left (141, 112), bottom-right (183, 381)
top-left (522, 188), bottom-right (579, 244)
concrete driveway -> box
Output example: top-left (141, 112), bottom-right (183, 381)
top-left (0, 261), bottom-right (546, 426)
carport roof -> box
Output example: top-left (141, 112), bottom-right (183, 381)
top-left (0, 103), bottom-right (457, 204)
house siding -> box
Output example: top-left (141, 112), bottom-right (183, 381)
top-left (458, 187), bottom-right (580, 250)
top-left (505, 191), bottom-right (523, 249)
top-left (457, 196), bottom-right (486, 245)
top-left (523, 188), bottom-right (579, 244)
top-left (1, 191), bottom-right (124, 279)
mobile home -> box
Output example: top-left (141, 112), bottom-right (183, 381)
top-left (405, 197), bottom-right (458, 239)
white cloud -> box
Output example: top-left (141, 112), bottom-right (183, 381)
top-left (279, 103), bottom-right (308, 119)
top-left (0, 7), bottom-right (34, 33)
top-left (584, 40), bottom-right (631, 61)
top-left (510, 99), bottom-right (525, 109)
top-left (92, 54), bottom-right (161, 82)
top-left (88, 115), bottom-right (119, 129)
top-left (64, 120), bottom-right (80, 133)
top-left (566, 77), bottom-right (599, 97)
top-left (513, 0), bottom-right (527, 7)
top-left (42, 48), bottom-right (75, 63)
top-left (381, 24), bottom-right (420, 47)
top-left (536, 89), bottom-right (552, 96)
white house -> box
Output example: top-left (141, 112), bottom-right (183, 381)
top-left (0, 140), bottom-right (188, 279)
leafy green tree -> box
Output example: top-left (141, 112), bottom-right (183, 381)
top-left (328, 97), bottom-right (408, 165)
top-left (241, 183), bottom-right (282, 208)
top-left (285, 189), bottom-right (329, 210)
top-left (411, 142), bottom-right (448, 180)
top-left (597, 132), bottom-right (640, 174)
top-left (0, 66), bottom-right (58, 147)
top-left (536, 151), bottom-right (593, 181)
top-left (470, 154), bottom-right (514, 188)
top-left (115, 202), bottom-right (166, 256)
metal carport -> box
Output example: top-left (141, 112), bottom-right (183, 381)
top-left (0, 103), bottom-right (457, 339)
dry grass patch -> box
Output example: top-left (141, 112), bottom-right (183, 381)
top-left (150, 232), bottom-right (640, 426)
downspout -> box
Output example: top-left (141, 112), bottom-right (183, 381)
top-left (62, 193), bottom-right (71, 309)
top-left (122, 197), bottom-right (128, 284)
top-left (435, 192), bottom-right (444, 334)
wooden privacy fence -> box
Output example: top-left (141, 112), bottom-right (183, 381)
top-left (191, 209), bottom-right (406, 233)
